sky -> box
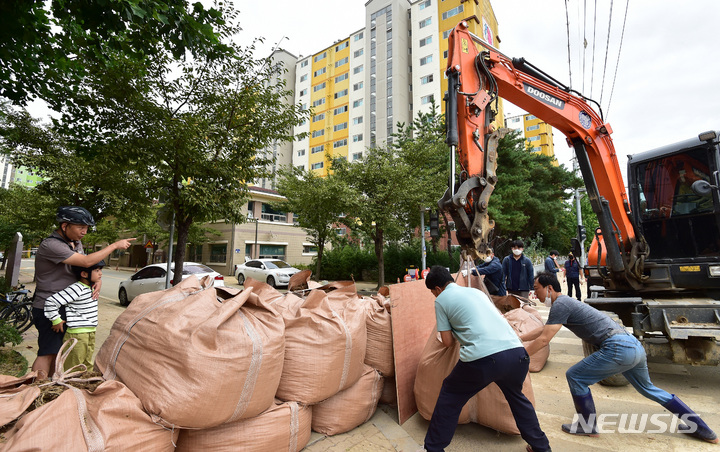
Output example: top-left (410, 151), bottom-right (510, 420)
top-left (236, 0), bottom-right (720, 175)
top-left (29, 0), bottom-right (720, 174)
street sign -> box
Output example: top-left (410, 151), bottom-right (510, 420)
top-left (144, 240), bottom-right (153, 249)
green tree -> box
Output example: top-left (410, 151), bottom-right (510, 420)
top-left (0, 185), bottom-right (56, 253)
top-left (332, 145), bottom-right (430, 287)
top-left (275, 166), bottom-right (350, 279)
top-left (2, 17), bottom-right (308, 283)
top-left (0, 0), bottom-right (230, 106)
top-left (489, 130), bottom-right (583, 252)
top-left (392, 102), bottom-right (450, 251)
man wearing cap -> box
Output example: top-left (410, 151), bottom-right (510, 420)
top-left (31, 206), bottom-right (135, 378)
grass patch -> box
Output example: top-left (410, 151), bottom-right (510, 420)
top-left (0, 349), bottom-right (28, 377)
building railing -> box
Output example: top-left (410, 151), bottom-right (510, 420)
top-left (260, 213), bottom-right (288, 222)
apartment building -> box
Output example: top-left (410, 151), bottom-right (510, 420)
top-left (505, 113), bottom-right (556, 159)
top-left (291, 0), bottom-right (505, 175)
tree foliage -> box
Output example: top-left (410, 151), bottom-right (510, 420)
top-left (393, 103), bottom-right (450, 247)
top-left (275, 166), bottom-right (350, 279)
top-left (1, 8), bottom-right (308, 282)
top-left (0, 0), bottom-right (230, 106)
top-left (332, 143), bottom-right (434, 286)
top-left (0, 185), bottom-right (56, 251)
top-left (489, 129), bottom-right (583, 252)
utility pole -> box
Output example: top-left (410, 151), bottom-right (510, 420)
top-left (573, 152), bottom-right (586, 267)
top-left (420, 207), bottom-right (429, 271)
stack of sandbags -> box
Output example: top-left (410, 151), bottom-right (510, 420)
top-left (274, 281), bottom-right (367, 405)
top-left (311, 364), bottom-right (383, 435)
top-left (176, 399), bottom-right (312, 451)
top-left (250, 278), bottom-right (385, 436)
top-left (3, 380), bottom-right (178, 451)
top-left (95, 275), bottom-right (285, 429)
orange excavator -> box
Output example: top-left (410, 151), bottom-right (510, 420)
top-left (440, 20), bottom-right (720, 366)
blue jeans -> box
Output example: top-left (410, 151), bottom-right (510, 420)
top-left (566, 333), bottom-right (672, 405)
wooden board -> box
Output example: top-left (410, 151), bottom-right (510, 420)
top-left (388, 278), bottom-right (437, 424)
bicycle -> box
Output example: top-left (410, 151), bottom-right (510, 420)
top-left (0, 285), bottom-right (33, 333)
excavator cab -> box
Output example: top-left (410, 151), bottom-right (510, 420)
top-left (632, 140), bottom-right (719, 262)
top-left (628, 131), bottom-right (720, 285)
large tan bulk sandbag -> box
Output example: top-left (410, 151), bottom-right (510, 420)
top-left (468, 375), bottom-right (536, 434)
top-left (312, 365), bottom-right (383, 435)
top-left (363, 294), bottom-right (394, 376)
top-left (0, 385), bottom-right (40, 427)
top-left (3, 380), bottom-right (178, 451)
top-left (490, 294), bottom-right (522, 313)
top-left (95, 276), bottom-right (285, 428)
top-left (244, 278), bottom-right (305, 316)
top-left (288, 270), bottom-right (322, 291)
top-left (176, 400), bottom-right (312, 452)
top-left (413, 330), bottom-right (472, 425)
top-left (0, 372), bottom-right (40, 427)
top-left (276, 283), bottom-right (367, 404)
top-left (380, 375), bottom-right (397, 406)
top-left (504, 304), bottom-right (550, 372)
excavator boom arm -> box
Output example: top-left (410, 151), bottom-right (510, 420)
top-left (442, 21), bottom-right (645, 287)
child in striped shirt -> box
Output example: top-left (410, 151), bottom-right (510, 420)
top-left (44, 260), bottom-right (105, 371)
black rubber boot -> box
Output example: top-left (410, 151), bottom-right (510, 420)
top-left (561, 391), bottom-right (599, 436)
top-left (663, 394), bottom-right (719, 444)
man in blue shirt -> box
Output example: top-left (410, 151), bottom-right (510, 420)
top-left (470, 248), bottom-right (506, 295)
top-left (422, 266), bottom-right (550, 452)
top-left (502, 240), bottom-right (534, 298)
top-left (544, 250), bottom-right (561, 275)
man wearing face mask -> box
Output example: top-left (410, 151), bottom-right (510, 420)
top-left (501, 240), bottom-right (534, 298)
top-left (523, 271), bottom-right (718, 444)
top-left (469, 248), bottom-right (506, 296)
top-left (563, 252), bottom-right (583, 300)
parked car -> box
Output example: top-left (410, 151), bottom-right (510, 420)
top-left (235, 259), bottom-right (300, 288)
top-left (118, 262), bottom-right (224, 306)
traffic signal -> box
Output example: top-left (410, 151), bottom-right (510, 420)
top-left (429, 211), bottom-right (439, 238)
top-left (578, 224), bottom-right (587, 242)
top-left (570, 238), bottom-right (581, 258)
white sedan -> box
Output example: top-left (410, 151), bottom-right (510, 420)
top-left (235, 259), bottom-right (300, 288)
top-left (118, 262), bottom-right (225, 306)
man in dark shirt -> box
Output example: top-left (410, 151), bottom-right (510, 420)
top-left (31, 206), bottom-right (135, 378)
top-left (501, 240), bottom-right (534, 298)
top-left (470, 248), bottom-right (506, 296)
top-left (523, 271), bottom-right (717, 444)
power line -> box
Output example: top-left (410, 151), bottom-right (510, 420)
top-left (605, 0), bottom-right (630, 118)
top-left (590, 0), bottom-right (598, 97)
top-left (599, 0), bottom-right (614, 107)
top-left (582, 0), bottom-right (587, 93)
top-left (564, 0), bottom-right (573, 87)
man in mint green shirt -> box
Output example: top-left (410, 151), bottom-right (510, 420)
top-left (423, 266), bottom-right (550, 452)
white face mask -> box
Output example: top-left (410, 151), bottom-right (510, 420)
top-left (512, 249), bottom-right (523, 256)
top-left (544, 296), bottom-right (552, 307)
top-left (484, 256), bottom-right (492, 263)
